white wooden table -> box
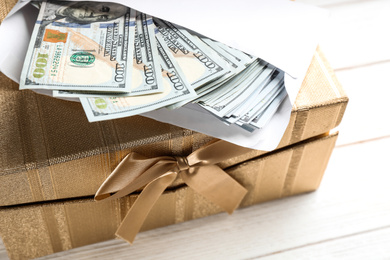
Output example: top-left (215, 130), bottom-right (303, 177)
top-left (1, 0), bottom-right (390, 258)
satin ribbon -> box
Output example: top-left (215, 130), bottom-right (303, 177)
top-left (95, 140), bottom-right (252, 244)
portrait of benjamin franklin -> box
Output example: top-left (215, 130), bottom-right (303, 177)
top-left (43, 1), bottom-right (128, 24)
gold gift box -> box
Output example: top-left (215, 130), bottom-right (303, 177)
top-left (0, 50), bottom-right (346, 259)
top-left (0, 132), bottom-right (338, 260)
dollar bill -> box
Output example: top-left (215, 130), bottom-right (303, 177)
top-left (249, 88), bottom-right (287, 129)
top-left (153, 18), bottom-right (229, 90)
top-left (203, 68), bottom-right (285, 131)
top-left (223, 70), bottom-right (284, 124)
top-left (214, 41), bottom-right (255, 66)
top-left (129, 12), bottom-right (164, 96)
top-left (234, 86), bottom-right (286, 133)
top-left (229, 70), bottom-right (284, 118)
top-left (199, 60), bottom-right (266, 107)
top-left (239, 75), bottom-right (285, 123)
top-left (166, 71), bottom-right (233, 110)
top-left (200, 37), bottom-right (246, 73)
top-left (194, 60), bottom-right (260, 106)
top-left (80, 27), bottom-right (197, 122)
top-left (201, 65), bottom-right (274, 118)
top-left (52, 11), bottom-right (164, 98)
top-left (20, 1), bottom-right (136, 92)
top-left (165, 35), bottom-right (248, 110)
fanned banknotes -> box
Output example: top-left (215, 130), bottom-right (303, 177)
top-left (20, 1), bottom-right (288, 133)
top-left (53, 11), bottom-right (164, 98)
top-left (153, 18), bottom-right (229, 90)
top-left (80, 27), bottom-right (197, 121)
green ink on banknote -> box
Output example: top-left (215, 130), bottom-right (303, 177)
top-left (33, 53), bottom-right (49, 78)
top-left (51, 45), bottom-right (63, 77)
top-left (70, 52), bottom-right (95, 66)
top-left (94, 98), bottom-right (108, 109)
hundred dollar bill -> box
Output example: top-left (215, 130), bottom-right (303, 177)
top-left (201, 65), bottom-right (274, 118)
top-left (153, 18), bottom-right (229, 90)
top-left (214, 41), bottom-right (255, 66)
top-left (248, 88), bottom-right (287, 129)
top-left (20, 1), bottom-right (136, 92)
top-left (80, 28), bottom-right (197, 122)
top-left (165, 36), bottom-right (247, 110)
top-left (223, 70), bottom-right (284, 124)
top-left (194, 59), bottom-right (259, 104)
top-left (198, 60), bottom-right (264, 106)
top-left (200, 37), bottom-right (246, 73)
top-left (234, 85), bottom-right (286, 133)
top-left (166, 71), bottom-right (232, 110)
top-left (130, 12), bottom-right (164, 96)
top-left (55, 11), bottom-right (164, 98)
top-left (229, 70), bottom-right (284, 118)
top-left (239, 76), bottom-right (285, 123)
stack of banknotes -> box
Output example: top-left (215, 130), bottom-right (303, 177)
top-left (20, 1), bottom-right (287, 132)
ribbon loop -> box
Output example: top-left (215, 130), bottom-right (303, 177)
top-left (95, 140), bottom-right (254, 244)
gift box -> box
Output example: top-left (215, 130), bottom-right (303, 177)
top-left (0, 48), bottom-right (347, 259)
top-left (0, 1), bottom-right (348, 259)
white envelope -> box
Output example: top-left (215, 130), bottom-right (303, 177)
top-left (0, 0), bottom-right (328, 150)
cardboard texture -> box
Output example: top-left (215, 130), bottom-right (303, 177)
top-left (0, 132), bottom-right (338, 260)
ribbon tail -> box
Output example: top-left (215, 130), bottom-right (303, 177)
top-left (181, 165), bottom-right (247, 214)
top-left (115, 172), bottom-right (177, 244)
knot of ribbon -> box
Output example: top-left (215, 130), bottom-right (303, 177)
top-left (175, 156), bottom-right (190, 172)
top-left (95, 140), bottom-right (252, 244)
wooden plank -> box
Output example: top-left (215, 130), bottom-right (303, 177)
top-left (334, 62), bottom-right (390, 145)
top-left (297, 0), bottom-right (390, 70)
top-left (260, 227), bottom-right (390, 259)
top-left (0, 137), bottom-right (382, 260)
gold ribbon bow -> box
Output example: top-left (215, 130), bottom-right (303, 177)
top-left (95, 140), bottom-right (252, 244)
